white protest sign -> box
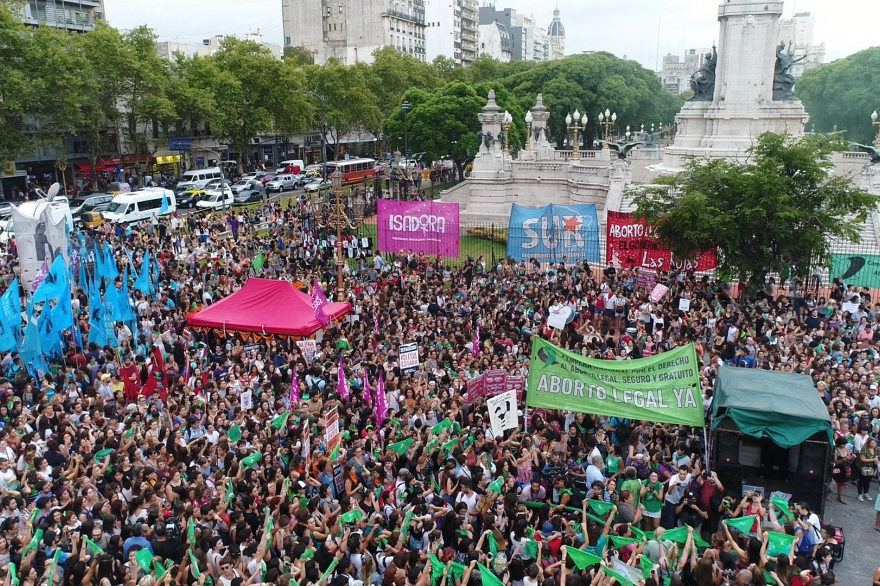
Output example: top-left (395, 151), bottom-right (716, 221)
top-left (547, 306), bottom-right (571, 330)
top-left (679, 298), bottom-right (691, 312)
top-left (487, 390), bottom-right (519, 437)
top-left (297, 339), bottom-right (317, 362)
top-left (650, 284), bottom-right (669, 303)
top-left (842, 301), bottom-right (860, 314)
top-left (240, 390), bottom-right (253, 411)
top-left (399, 342), bottom-right (420, 374)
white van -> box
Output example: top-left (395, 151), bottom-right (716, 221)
top-left (276, 159), bottom-right (305, 174)
top-left (195, 186), bottom-right (234, 210)
top-left (177, 167), bottom-right (224, 191)
top-left (103, 188), bottom-right (176, 223)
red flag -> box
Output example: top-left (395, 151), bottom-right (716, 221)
top-left (141, 347), bottom-right (169, 402)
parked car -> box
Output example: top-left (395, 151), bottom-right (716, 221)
top-left (0, 202), bottom-right (13, 218)
top-left (70, 193), bottom-right (113, 216)
top-left (266, 174), bottom-right (298, 192)
top-left (177, 188), bottom-right (207, 209)
top-left (0, 219), bottom-right (13, 245)
top-left (241, 171), bottom-right (267, 181)
top-left (76, 210), bottom-right (106, 230)
top-left (258, 173), bottom-right (277, 186)
top-left (233, 189), bottom-right (265, 206)
top-left (303, 179), bottom-right (331, 193)
top-left (230, 179), bottom-right (264, 194)
top-left (195, 187), bottom-right (234, 210)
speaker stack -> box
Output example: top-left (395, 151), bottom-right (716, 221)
top-left (713, 432), bottom-right (743, 495)
top-left (793, 441), bottom-right (829, 514)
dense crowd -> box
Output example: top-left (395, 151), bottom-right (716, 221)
top-left (0, 198), bottom-right (873, 586)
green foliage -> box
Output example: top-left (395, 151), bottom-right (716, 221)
top-left (364, 48), bottom-right (440, 137)
top-left (797, 46), bottom-right (880, 144)
top-left (632, 133), bottom-right (878, 284)
top-left (431, 56), bottom-right (467, 83)
top-left (283, 46), bottom-right (315, 67)
top-left (0, 6), bottom-right (39, 163)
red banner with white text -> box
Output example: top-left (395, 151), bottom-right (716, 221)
top-left (605, 211), bottom-right (717, 272)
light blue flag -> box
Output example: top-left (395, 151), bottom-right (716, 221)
top-left (87, 281), bottom-right (107, 347)
top-left (134, 251), bottom-right (152, 295)
top-left (37, 307), bottom-right (61, 359)
top-left (159, 191), bottom-right (169, 215)
top-left (152, 257), bottom-right (161, 299)
top-left (1, 279), bottom-right (21, 329)
top-left (52, 280), bottom-right (73, 331)
top-left (0, 305), bottom-right (16, 353)
top-left (120, 268), bottom-right (135, 322)
top-left (104, 283), bottom-right (121, 323)
top-left (103, 242), bottom-right (118, 281)
top-left (19, 314), bottom-right (47, 379)
top-left (32, 255), bottom-right (68, 305)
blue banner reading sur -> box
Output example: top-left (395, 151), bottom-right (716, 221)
top-left (506, 204), bottom-right (600, 263)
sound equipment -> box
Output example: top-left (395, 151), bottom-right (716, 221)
top-left (797, 442), bottom-right (828, 476)
top-left (792, 474), bottom-right (825, 515)
top-left (715, 433), bottom-right (740, 465)
top-left (759, 438), bottom-right (789, 481)
top-left (714, 464), bottom-right (743, 496)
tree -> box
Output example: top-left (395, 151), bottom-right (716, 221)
top-left (797, 46), bottom-right (880, 144)
top-left (0, 4), bottom-right (38, 164)
top-left (632, 133), bottom-right (879, 285)
top-left (385, 82), bottom-right (485, 180)
top-left (431, 56), bottom-right (467, 83)
top-left (283, 46), bottom-right (315, 67)
top-left (467, 54), bottom-right (504, 85)
top-left (164, 55), bottom-right (221, 139)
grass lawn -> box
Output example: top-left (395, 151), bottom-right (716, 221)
top-left (355, 223), bottom-right (508, 267)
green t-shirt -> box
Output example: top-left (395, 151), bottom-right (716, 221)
top-left (621, 478), bottom-right (643, 511)
top-left (606, 456), bottom-right (623, 475)
top-left (642, 481), bottom-right (664, 513)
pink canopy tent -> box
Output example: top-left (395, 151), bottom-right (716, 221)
top-left (187, 278), bottom-right (349, 337)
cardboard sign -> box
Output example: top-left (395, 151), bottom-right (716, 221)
top-left (399, 342), bottom-right (419, 374)
top-left (297, 339), bottom-right (317, 362)
top-left (504, 375), bottom-right (525, 403)
top-left (467, 374), bottom-right (486, 405)
top-left (637, 270), bottom-right (657, 291)
top-left (484, 369), bottom-right (508, 397)
top-left (547, 306), bottom-right (570, 330)
top-left (842, 301), bottom-right (860, 314)
top-left (240, 390), bottom-right (253, 411)
top-left (487, 391), bottom-right (519, 437)
top-left (678, 298), bottom-right (691, 312)
top-left (650, 284), bottom-right (669, 303)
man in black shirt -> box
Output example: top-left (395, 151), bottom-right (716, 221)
top-left (151, 521), bottom-right (181, 563)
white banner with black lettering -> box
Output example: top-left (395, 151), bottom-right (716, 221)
top-left (487, 390), bottom-right (519, 437)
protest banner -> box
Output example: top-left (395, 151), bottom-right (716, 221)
top-left (377, 200), bottom-right (460, 258)
top-left (399, 342), bottom-right (419, 374)
top-left (650, 284), bottom-right (669, 303)
top-left (527, 337), bottom-right (705, 427)
top-left (467, 374), bottom-right (486, 405)
top-left (507, 204), bottom-right (600, 264)
top-left (487, 391), bottom-right (519, 437)
top-left (484, 369), bottom-right (508, 397)
top-left (606, 211), bottom-right (717, 271)
top-left (297, 339), bottom-right (317, 361)
top-left (636, 270), bottom-right (657, 291)
top-left (504, 375), bottom-right (525, 402)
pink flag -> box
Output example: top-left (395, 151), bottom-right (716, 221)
top-left (289, 365), bottom-right (299, 406)
top-left (472, 322), bottom-right (480, 358)
top-left (311, 279), bottom-right (330, 325)
top-left (337, 358), bottom-right (349, 400)
top-left (363, 372), bottom-right (371, 405)
top-left (372, 316), bottom-right (380, 352)
top-left (375, 372), bottom-right (388, 426)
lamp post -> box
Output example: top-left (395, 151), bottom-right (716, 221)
top-left (402, 101), bottom-right (412, 159)
top-left (525, 110), bottom-right (533, 150)
top-left (872, 111), bottom-right (880, 148)
top-left (321, 167), bottom-right (359, 302)
top-left (501, 110), bottom-right (513, 156)
top-left (390, 150), bottom-right (401, 200)
top-left (565, 110), bottom-right (588, 161)
top-left (598, 109), bottom-right (616, 148)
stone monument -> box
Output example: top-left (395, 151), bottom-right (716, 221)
top-left (661, 0), bottom-right (810, 170)
top-left (470, 89), bottom-right (506, 179)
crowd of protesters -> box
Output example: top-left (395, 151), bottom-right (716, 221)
top-left (0, 197), bottom-right (873, 586)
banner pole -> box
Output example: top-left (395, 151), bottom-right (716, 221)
top-left (704, 427), bottom-right (711, 473)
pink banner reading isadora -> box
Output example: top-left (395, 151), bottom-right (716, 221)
top-left (377, 200), bottom-right (460, 258)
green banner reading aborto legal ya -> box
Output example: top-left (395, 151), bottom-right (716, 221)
top-left (527, 337), bottom-right (705, 427)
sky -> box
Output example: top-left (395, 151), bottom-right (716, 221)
top-left (108, 0), bottom-right (877, 70)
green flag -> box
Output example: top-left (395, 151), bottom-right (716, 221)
top-left (603, 566), bottom-right (634, 586)
top-left (766, 532), bottom-right (798, 557)
top-left (640, 554), bottom-right (654, 579)
top-left (241, 452), bottom-right (262, 469)
top-left (318, 558), bottom-right (338, 585)
top-left (449, 562), bottom-right (466, 580)
top-left (187, 518), bottom-right (196, 547)
top-left (155, 560), bottom-right (173, 582)
top-left (45, 550), bottom-right (61, 586)
top-left (341, 509), bottom-right (364, 524)
top-left (227, 424), bottom-right (242, 444)
top-left (488, 477), bottom-right (504, 494)
top-left (253, 251), bottom-right (265, 271)
top-left (587, 499), bottom-right (615, 516)
top-left (630, 526), bottom-right (652, 541)
top-left (610, 535), bottom-right (640, 548)
top-left (270, 411), bottom-right (290, 430)
top-left (660, 527), bottom-right (689, 544)
top-left (9, 563), bottom-right (18, 586)
top-left (84, 536), bottom-right (105, 555)
top-left (329, 442), bottom-right (340, 461)
top-left (22, 529), bottom-right (43, 556)
top-left (225, 479), bottom-right (236, 504)
top-left (724, 515), bottom-right (757, 534)
top-left (434, 419), bottom-right (453, 434)
top-left (443, 438), bottom-right (459, 451)
top-left (565, 546), bottom-right (602, 570)
top-left (386, 438), bottom-right (413, 455)
top-left (429, 555), bottom-right (446, 586)
top-left (477, 564), bottom-right (505, 586)
top-left (764, 570), bottom-right (777, 585)
top-left (136, 549), bottom-right (154, 573)
top-left (524, 538), bottom-right (538, 559)
top-left (401, 510), bottom-right (414, 541)
top-left (188, 550), bottom-right (201, 579)
top-left (771, 497), bottom-right (795, 522)
top-left (527, 337), bottom-right (705, 427)
top-left (93, 448), bottom-right (114, 462)
top-left (426, 437), bottom-right (440, 452)
top-left (488, 532), bottom-right (499, 556)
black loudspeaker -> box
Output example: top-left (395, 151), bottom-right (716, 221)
top-left (714, 464), bottom-right (743, 495)
top-left (760, 438), bottom-right (789, 481)
top-left (792, 474), bottom-right (825, 515)
top-left (798, 442), bottom-right (828, 476)
top-left (715, 433), bottom-right (740, 465)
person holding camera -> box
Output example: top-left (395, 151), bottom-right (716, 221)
top-left (640, 470), bottom-right (665, 530)
top-left (676, 491), bottom-right (708, 533)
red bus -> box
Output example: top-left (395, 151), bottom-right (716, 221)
top-left (325, 158), bottom-right (376, 186)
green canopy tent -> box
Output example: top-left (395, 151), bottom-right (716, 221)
top-left (711, 367), bottom-right (833, 514)
top-left (711, 367), bottom-right (832, 449)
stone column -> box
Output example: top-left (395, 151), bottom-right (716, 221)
top-left (471, 90), bottom-right (506, 178)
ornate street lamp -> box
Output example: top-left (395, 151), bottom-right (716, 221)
top-left (525, 110), bottom-right (533, 150)
top-left (565, 110), bottom-right (588, 161)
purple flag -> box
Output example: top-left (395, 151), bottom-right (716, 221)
top-left (473, 322), bottom-right (480, 358)
top-left (375, 372), bottom-right (388, 426)
top-left (311, 280), bottom-right (330, 325)
top-left (374, 316), bottom-right (380, 335)
top-left (363, 372), bottom-right (371, 405)
top-left (290, 365), bottom-right (300, 406)
top-left (337, 358), bottom-right (349, 400)
top-left (32, 261), bottom-right (50, 292)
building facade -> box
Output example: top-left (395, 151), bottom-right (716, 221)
top-left (547, 7), bottom-right (564, 60)
top-left (478, 21), bottom-right (511, 62)
top-left (776, 12), bottom-right (825, 78)
top-left (657, 48), bottom-right (712, 95)
top-left (156, 41), bottom-right (189, 60)
top-left (478, 6), bottom-right (521, 61)
top-left (196, 32), bottom-right (282, 59)
top-left (17, 0), bottom-right (105, 32)
top-left (517, 13), bottom-right (547, 63)
top-left (282, 0), bottom-right (427, 66)
top-left (424, 0), bottom-right (479, 66)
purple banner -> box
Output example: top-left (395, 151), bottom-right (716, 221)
top-left (377, 200), bottom-right (460, 258)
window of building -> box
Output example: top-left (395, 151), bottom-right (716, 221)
top-left (339, 5), bottom-right (343, 12)
top-left (285, 36), bottom-right (291, 45)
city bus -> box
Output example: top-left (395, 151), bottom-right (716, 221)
top-left (325, 158), bottom-right (376, 186)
